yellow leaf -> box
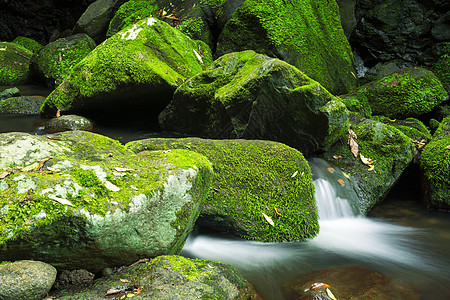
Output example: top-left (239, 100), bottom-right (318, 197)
top-left (262, 212), bottom-right (274, 226)
top-left (56, 109), bottom-right (61, 118)
top-left (22, 162), bottom-right (40, 172)
top-left (326, 288), bottom-right (337, 300)
top-left (367, 165), bottom-right (375, 171)
top-left (360, 154), bottom-right (372, 165)
top-left (342, 171), bottom-right (350, 180)
top-left (309, 282), bottom-right (331, 290)
top-left (120, 278), bottom-right (130, 283)
top-left (104, 180), bottom-right (120, 191)
top-left (114, 167), bottom-right (135, 172)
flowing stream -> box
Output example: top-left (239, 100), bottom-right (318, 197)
top-left (182, 159), bottom-right (450, 299)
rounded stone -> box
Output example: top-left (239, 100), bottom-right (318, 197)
top-left (0, 260), bottom-right (57, 300)
top-left (44, 114), bottom-right (94, 133)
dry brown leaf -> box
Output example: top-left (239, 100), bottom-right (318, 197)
top-left (105, 288), bottom-right (121, 295)
top-left (120, 278), bottom-right (130, 283)
top-left (348, 127), bottom-right (358, 157)
top-left (0, 169), bottom-right (13, 179)
top-left (104, 180), bottom-right (120, 191)
top-left (56, 109), bottom-right (61, 118)
top-left (337, 179), bottom-right (345, 186)
top-left (332, 155), bottom-right (343, 160)
top-left (36, 157), bottom-right (51, 171)
top-left (49, 195), bottom-right (74, 207)
top-left (262, 212), bottom-right (274, 226)
top-left (309, 282), bottom-right (331, 291)
top-left (46, 167), bottom-right (60, 173)
top-left (22, 162), bottom-right (39, 172)
top-left (327, 167), bottom-right (335, 174)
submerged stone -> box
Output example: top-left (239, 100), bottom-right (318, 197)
top-left (41, 17), bottom-right (212, 120)
top-left (160, 50), bottom-right (349, 156)
top-left (216, 0), bottom-right (358, 95)
top-left (126, 137), bottom-right (319, 242)
top-left (50, 255), bottom-right (261, 299)
top-left (0, 131), bottom-right (212, 272)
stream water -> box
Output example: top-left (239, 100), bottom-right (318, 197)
top-left (1, 85), bottom-right (450, 299)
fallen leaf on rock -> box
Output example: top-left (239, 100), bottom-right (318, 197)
top-left (348, 127), bottom-right (358, 157)
top-left (309, 282), bottom-right (331, 290)
top-left (262, 212), bottom-right (274, 226)
top-left (120, 279), bottom-right (130, 283)
top-left (105, 288), bottom-right (121, 295)
top-left (368, 165), bottom-right (375, 171)
top-left (445, 145), bottom-right (450, 150)
top-left (46, 167), bottom-right (60, 173)
top-left (326, 288), bottom-right (337, 300)
top-left (19, 189), bottom-right (34, 203)
top-left (332, 155), bottom-right (343, 160)
top-left (274, 207), bottom-right (282, 216)
top-left (36, 157), bottom-right (52, 171)
top-left (337, 179), bottom-right (345, 186)
top-left (56, 109), bottom-right (61, 118)
top-left (113, 172), bottom-right (127, 177)
top-left (0, 169), bottom-right (13, 179)
top-left (342, 171), bottom-right (351, 180)
top-left (327, 167), bottom-right (335, 174)
top-left (130, 185), bottom-right (138, 191)
top-left (104, 180), bottom-right (120, 191)
top-left (49, 195), bottom-right (74, 207)
top-left (22, 162), bottom-right (39, 172)
top-left (360, 154), bottom-right (372, 165)
top-left (114, 167), bottom-right (135, 172)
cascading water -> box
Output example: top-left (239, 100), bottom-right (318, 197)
top-left (181, 158), bottom-right (450, 299)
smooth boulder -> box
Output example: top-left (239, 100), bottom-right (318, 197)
top-left (0, 131), bottom-right (212, 272)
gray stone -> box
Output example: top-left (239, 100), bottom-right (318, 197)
top-left (0, 87), bottom-right (20, 100)
top-left (0, 260), bottom-right (56, 300)
top-left (44, 115), bottom-right (94, 133)
top-left (0, 96), bottom-right (45, 114)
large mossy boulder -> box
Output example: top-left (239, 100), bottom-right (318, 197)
top-left (159, 50), bottom-right (350, 156)
top-left (0, 96), bottom-right (46, 114)
top-left (73, 0), bottom-right (128, 44)
top-left (0, 131), bottom-right (212, 272)
top-left (40, 17), bottom-right (213, 119)
top-left (50, 255), bottom-right (261, 299)
top-left (33, 34), bottom-right (97, 87)
top-left (0, 42), bottom-right (33, 85)
top-left (11, 36), bottom-right (43, 53)
top-left (420, 116), bottom-right (450, 210)
top-left (341, 67), bottom-right (447, 119)
top-left (126, 137), bottom-right (319, 242)
top-left (216, 0), bottom-right (358, 95)
top-left (321, 115), bottom-right (414, 214)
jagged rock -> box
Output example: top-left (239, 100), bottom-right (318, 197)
top-left (159, 50), bottom-right (350, 156)
top-left (0, 131), bottom-right (212, 272)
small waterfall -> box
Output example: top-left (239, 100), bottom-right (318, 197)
top-left (314, 178), bottom-right (355, 219)
top-left (353, 52), bottom-right (369, 78)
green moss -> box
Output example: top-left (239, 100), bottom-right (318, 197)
top-left (432, 42), bottom-right (450, 93)
top-left (177, 17), bottom-right (204, 39)
top-left (372, 116), bottom-right (432, 141)
top-left (340, 88), bottom-right (373, 118)
top-left (126, 138), bottom-right (318, 242)
top-left (216, 0), bottom-right (357, 95)
top-left (12, 36), bottom-right (43, 53)
top-left (36, 34), bottom-right (96, 86)
top-left (0, 42), bottom-right (33, 85)
top-left (41, 17), bottom-right (212, 116)
top-left (107, 0), bottom-right (159, 37)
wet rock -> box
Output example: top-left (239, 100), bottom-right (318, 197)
top-left (0, 87), bottom-right (21, 100)
top-left (283, 265), bottom-right (420, 300)
top-left (159, 50), bottom-right (350, 156)
top-left (50, 255), bottom-right (262, 299)
top-left (0, 131), bottom-right (213, 272)
top-left (0, 260), bottom-right (57, 300)
top-left (0, 96), bottom-right (46, 114)
top-left (126, 137), bottom-right (318, 242)
top-left (73, 0), bottom-right (127, 44)
top-left (32, 33), bottom-right (96, 87)
top-left (44, 114), bottom-right (94, 133)
top-left (0, 42), bottom-right (33, 85)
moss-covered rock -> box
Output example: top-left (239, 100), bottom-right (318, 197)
top-left (432, 42), bottom-right (450, 94)
top-left (32, 34), bottom-right (96, 87)
top-left (160, 50), bottom-right (349, 156)
top-left (126, 137), bottom-right (318, 242)
top-left (0, 131), bottom-right (212, 272)
top-left (0, 96), bottom-right (46, 114)
top-left (40, 17), bottom-right (213, 119)
top-left (420, 116), bottom-right (450, 210)
top-left (344, 67), bottom-right (447, 119)
top-left (11, 36), bottom-right (44, 53)
top-left (216, 0), bottom-right (358, 95)
top-left (0, 42), bottom-right (33, 85)
top-left (73, 0), bottom-right (128, 43)
top-left (0, 87), bottom-right (20, 100)
top-left (50, 255), bottom-right (261, 299)
top-left (321, 115), bottom-right (414, 214)
top-left (0, 260), bottom-right (56, 300)
top-left (372, 116), bottom-right (432, 141)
